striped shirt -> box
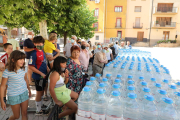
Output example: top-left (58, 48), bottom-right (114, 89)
top-left (2, 68), bottom-right (27, 96)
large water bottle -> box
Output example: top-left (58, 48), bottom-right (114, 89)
top-left (136, 81), bottom-right (147, 94)
top-left (158, 98), bottom-right (178, 120)
top-left (138, 87), bottom-right (151, 102)
top-left (135, 76), bottom-right (144, 86)
top-left (154, 90), bottom-right (167, 104)
top-left (98, 83), bottom-right (110, 97)
top-left (103, 64), bottom-right (110, 78)
top-left (123, 93), bottom-right (139, 120)
top-left (148, 78), bottom-right (156, 89)
top-left (163, 70), bottom-right (172, 82)
top-left (102, 78), bottom-right (112, 92)
top-left (95, 73), bottom-right (101, 83)
top-left (168, 85), bottom-right (177, 98)
top-left (151, 83), bottom-right (161, 96)
top-left (139, 95), bottom-right (158, 120)
top-left (122, 86), bottom-right (135, 99)
top-left (161, 79), bottom-right (169, 91)
top-left (85, 81), bottom-right (96, 95)
top-left (144, 69), bottom-right (152, 82)
top-left (112, 65), bottom-right (118, 80)
top-left (90, 77), bottom-right (99, 88)
top-left (110, 84), bottom-right (121, 95)
top-left (154, 69), bottom-right (162, 83)
top-left (175, 82), bottom-right (180, 91)
top-left (106, 91), bottom-right (123, 120)
top-left (134, 67), bottom-right (143, 81)
top-left (91, 89), bottom-right (108, 120)
top-left (124, 80), bottom-right (135, 90)
top-left (114, 79), bottom-right (123, 87)
top-left (106, 74), bottom-right (113, 85)
top-left (78, 87), bottom-right (92, 118)
top-left (174, 92), bottom-right (180, 118)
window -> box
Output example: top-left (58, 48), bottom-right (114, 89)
top-left (135, 6), bottom-right (141, 12)
top-left (116, 18), bottom-right (122, 27)
top-left (117, 31), bottom-right (122, 38)
top-left (96, 36), bottom-right (99, 40)
top-left (95, 8), bottom-right (99, 18)
top-left (94, 23), bottom-right (98, 31)
top-left (115, 6), bottom-right (122, 12)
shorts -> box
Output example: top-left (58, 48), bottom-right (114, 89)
top-left (46, 53), bottom-right (53, 63)
top-left (54, 85), bottom-right (71, 104)
top-left (34, 79), bottom-right (46, 91)
top-left (7, 90), bottom-right (29, 105)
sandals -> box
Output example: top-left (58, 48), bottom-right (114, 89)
top-left (43, 95), bottom-right (48, 101)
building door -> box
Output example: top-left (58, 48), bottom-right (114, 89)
top-left (117, 31), bottom-right (122, 38)
top-left (135, 17), bottom-right (140, 27)
top-left (116, 18), bottom-right (121, 27)
top-left (163, 31), bottom-right (170, 40)
top-left (137, 32), bottom-right (144, 41)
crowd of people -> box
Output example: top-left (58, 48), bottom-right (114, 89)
top-left (0, 31), bottom-right (132, 119)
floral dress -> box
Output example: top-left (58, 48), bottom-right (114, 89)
top-left (66, 58), bottom-right (84, 94)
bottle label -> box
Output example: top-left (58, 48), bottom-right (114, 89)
top-left (91, 112), bottom-right (105, 120)
top-left (78, 109), bottom-right (91, 118)
top-left (106, 115), bottom-right (121, 120)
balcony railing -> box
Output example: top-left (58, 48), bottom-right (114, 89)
top-left (153, 21), bottom-right (176, 28)
top-left (115, 23), bottom-right (122, 28)
top-left (153, 7), bottom-right (178, 14)
top-left (133, 23), bottom-right (143, 29)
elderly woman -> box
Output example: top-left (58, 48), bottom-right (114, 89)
top-left (66, 46), bottom-right (84, 94)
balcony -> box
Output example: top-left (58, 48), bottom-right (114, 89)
top-left (152, 21), bottom-right (176, 29)
top-left (133, 23), bottom-right (143, 29)
top-left (153, 7), bottom-right (178, 15)
top-left (115, 23), bottom-right (122, 28)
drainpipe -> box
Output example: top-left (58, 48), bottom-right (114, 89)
top-left (149, 0), bottom-right (154, 47)
top-left (104, 0), bottom-right (107, 43)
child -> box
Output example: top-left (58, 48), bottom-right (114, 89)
top-left (28, 36), bottom-right (50, 115)
top-left (44, 33), bottom-right (60, 68)
top-left (0, 50), bottom-right (31, 120)
top-left (49, 56), bottom-right (78, 118)
top-left (0, 43), bottom-right (13, 104)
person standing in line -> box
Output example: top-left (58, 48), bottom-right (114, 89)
top-left (94, 42), bottom-right (102, 54)
top-left (126, 41), bottom-right (132, 49)
top-left (0, 50), bottom-right (31, 120)
top-left (7, 36), bottom-right (19, 50)
top-left (113, 41), bottom-right (119, 58)
top-left (104, 44), bottom-right (113, 63)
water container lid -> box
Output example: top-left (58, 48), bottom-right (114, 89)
top-left (102, 78), bottom-right (108, 82)
top-left (166, 71), bottom-right (170, 74)
top-left (128, 75), bottom-right (133, 79)
top-left (90, 77), bottom-right (96, 81)
top-left (160, 65), bottom-right (164, 67)
top-left (156, 70), bottom-right (160, 73)
top-left (147, 69), bottom-right (151, 72)
top-left (97, 89), bottom-right (105, 94)
top-left (141, 81), bottom-right (147, 86)
top-left (162, 79), bottom-right (169, 83)
top-left (144, 95), bottom-right (154, 101)
top-left (128, 80), bottom-right (134, 84)
top-left (83, 87), bottom-right (90, 92)
top-left (95, 73), bottom-right (101, 78)
top-left (106, 74), bottom-right (112, 78)
top-left (175, 82), bottom-right (180, 85)
top-left (113, 84), bottom-right (120, 89)
top-left (105, 64), bottom-right (110, 67)
top-left (138, 68), bottom-right (142, 71)
top-left (155, 83), bottom-right (161, 87)
top-left (151, 78), bottom-right (156, 81)
top-left (128, 86), bottom-right (135, 91)
top-left (121, 66), bottom-right (125, 69)
top-left (99, 83), bottom-right (106, 87)
top-left (114, 79), bottom-right (121, 83)
top-left (139, 76), bottom-right (144, 80)
top-left (128, 93), bottom-right (137, 99)
top-left (174, 92), bottom-right (180, 97)
top-left (113, 65), bottom-right (117, 68)
top-left (158, 90), bottom-right (167, 95)
top-left (86, 81), bottom-right (92, 86)
top-left (162, 98), bottom-right (173, 104)
top-left (142, 87), bottom-right (150, 92)
top-left (129, 67), bottom-right (133, 70)
top-left (169, 85), bottom-right (176, 89)
top-left (112, 91), bottom-right (120, 96)
top-left (117, 74), bottom-right (122, 78)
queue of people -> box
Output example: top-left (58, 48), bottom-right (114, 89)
top-left (0, 32), bottom-right (132, 119)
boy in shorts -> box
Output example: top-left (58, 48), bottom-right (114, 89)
top-left (28, 36), bottom-right (50, 115)
top-left (44, 33), bottom-right (60, 68)
top-left (0, 43), bottom-right (13, 104)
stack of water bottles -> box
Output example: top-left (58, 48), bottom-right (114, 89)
top-left (77, 50), bottom-right (180, 120)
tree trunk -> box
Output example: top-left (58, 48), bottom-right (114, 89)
top-left (39, 20), bottom-right (48, 40)
top-left (7, 27), bottom-right (11, 39)
top-left (64, 32), bottom-right (67, 46)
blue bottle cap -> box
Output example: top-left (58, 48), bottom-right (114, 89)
top-left (139, 76), bottom-right (144, 80)
top-left (147, 69), bottom-right (151, 72)
top-left (97, 89), bottom-right (105, 94)
top-left (99, 83), bottom-right (106, 87)
top-left (169, 85), bottom-right (176, 89)
top-left (114, 79), bottom-right (121, 83)
top-left (102, 78), bottom-right (108, 82)
top-left (142, 87), bottom-right (150, 92)
top-left (141, 81), bottom-right (147, 86)
top-left (144, 95), bottom-right (154, 101)
top-left (166, 71), bottom-right (170, 74)
top-left (105, 64), bottom-right (110, 67)
top-left (113, 84), bottom-right (120, 89)
top-left (151, 78), bottom-right (156, 81)
top-left (127, 86), bottom-right (135, 91)
top-left (117, 74), bottom-right (122, 78)
top-left (162, 79), bottom-right (169, 83)
top-left (128, 75), bottom-right (133, 79)
top-left (174, 92), bottom-right (180, 97)
top-left (95, 73), bottom-right (101, 78)
top-left (162, 98), bottom-right (173, 104)
top-left (128, 93), bottom-right (137, 99)
top-left (129, 67), bottom-right (133, 70)
top-left (86, 81), bottom-right (92, 86)
top-left (160, 65), bottom-right (164, 67)
top-left (83, 87), bottom-right (90, 92)
top-left (175, 82), bottom-right (180, 85)
top-left (156, 70), bottom-right (160, 73)
top-left (106, 74), bottom-right (112, 78)
top-left (112, 91), bottom-right (120, 96)
top-left (113, 65), bottom-right (117, 68)
top-left (128, 80), bottom-right (134, 84)
top-left (121, 66), bottom-right (125, 69)
top-left (138, 68), bottom-right (142, 71)
top-left (90, 77), bottom-right (96, 81)
top-left (158, 90), bottom-right (167, 95)
top-left (155, 83), bottom-right (161, 87)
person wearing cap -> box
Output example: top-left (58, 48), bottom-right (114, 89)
top-left (94, 42), bottom-right (102, 54)
top-left (93, 45), bottom-right (108, 76)
top-left (104, 44), bottom-right (113, 63)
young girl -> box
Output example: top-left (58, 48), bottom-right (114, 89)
top-left (0, 50), bottom-right (31, 120)
top-left (49, 56), bottom-right (78, 118)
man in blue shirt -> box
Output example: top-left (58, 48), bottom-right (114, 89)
top-left (126, 41), bottom-right (132, 49)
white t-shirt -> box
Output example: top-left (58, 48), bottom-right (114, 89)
top-left (105, 48), bottom-right (112, 60)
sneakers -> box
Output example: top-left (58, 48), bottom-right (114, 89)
top-left (35, 110), bottom-right (49, 116)
top-left (41, 104), bottom-right (47, 109)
